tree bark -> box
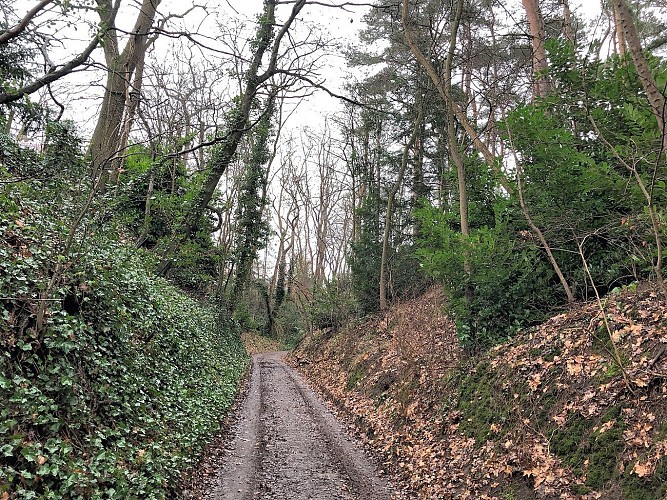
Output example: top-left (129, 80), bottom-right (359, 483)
top-left (561, 0), bottom-right (574, 44)
top-left (522, 0), bottom-right (550, 99)
top-left (443, 0), bottom-right (473, 303)
top-left (612, 0), bottom-right (666, 137)
top-left (401, 0), bottom-right (514, 196)
top-left (111, 52), bottom-right (146, 187)
top-left (379, 103), bottom-right (423, 310)
top-left (611, 1), bottom-right (627, 56)
top-left (89, 0), bottom-right (161, 186)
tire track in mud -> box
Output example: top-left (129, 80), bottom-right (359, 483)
top-left (207, 351), bottom-right (396, 500)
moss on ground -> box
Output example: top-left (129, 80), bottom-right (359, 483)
top-left (585, 421), bottom-right (624, 489)
top-left (549, 405), bottom-right (625, 491)
top-left (456, 362), bottom-right (514, 444)
top-left (345, 366), bottom-right (364, 391)
top-left (550, 413), bottom-right (591, 478)
top-left (622, 457), bottom-right (667, 499)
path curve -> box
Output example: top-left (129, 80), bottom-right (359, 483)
top-left (206, 351), bottom-right (396, 500)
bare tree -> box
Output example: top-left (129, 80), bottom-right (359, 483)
top-left (157, 0), bottom-right (311, 275)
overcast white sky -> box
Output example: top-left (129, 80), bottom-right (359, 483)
top-left (10, 0), bottom-right (605, 137)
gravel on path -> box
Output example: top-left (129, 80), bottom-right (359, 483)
top-left (206, 351), bottom-right (397, 500)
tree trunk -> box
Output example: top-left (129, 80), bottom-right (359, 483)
top-left (522, 0), bottom-right (550, 99)
top-left (561, 0), bottom-right (574, 44)
top-left (612, 0), bottom-right (666, 137)
top-left (157, 0), bottom-right (307, 276)
top-left (89, 0), bottom-right (161, 187)
top-left (611, 2), bottom-right (627, 56)
top-left (442, 0), bottom-right (473, 304)
top-left (379, 104), bottom-right (423, 310)
top-left (111, 55), bottom-right (146, 187)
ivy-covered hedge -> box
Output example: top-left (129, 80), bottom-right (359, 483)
top-left (1, 181), bottom-right (248, 498)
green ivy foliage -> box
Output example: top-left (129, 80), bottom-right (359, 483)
top-left (0, 138), bottom-right (248, 498)
top-left (110, 143), bottom-right (220, 295)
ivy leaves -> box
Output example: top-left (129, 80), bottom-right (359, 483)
top-left (1, 159), bottom-right (248, 498)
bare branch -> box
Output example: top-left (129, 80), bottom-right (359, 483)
top-left (0, 32), bottom-right (101, 105)
top-left (0, 0), bottom-right (54, 45)
top-left (274, 70), bottom-right (386, 112)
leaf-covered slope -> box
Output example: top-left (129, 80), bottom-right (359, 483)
top-left (291, 286), bottom-right (667, 499)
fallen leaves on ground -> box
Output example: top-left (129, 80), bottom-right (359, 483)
top-left (242, 331), bottom-right (282, 354)
top-left (290, 284), bottom-right (667, 499)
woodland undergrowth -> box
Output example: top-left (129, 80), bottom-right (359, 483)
top-left (0, 162), bottom-right (248, 498)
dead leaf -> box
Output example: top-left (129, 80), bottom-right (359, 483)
top-left (597, 420), bottom-right (615, 434)
top-left (633, 461), bottom-right (651, 477)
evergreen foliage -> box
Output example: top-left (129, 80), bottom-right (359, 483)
top-left (0, 42), bottom-right (46, 130)
top-left (0, 130), bottom-right (247, 498)
top-left (414, 39), bottom-right (667, 347)
top-left (228, 99), bottom-right (273, 308)
top-left (110, 143), bottom-right (220, 295)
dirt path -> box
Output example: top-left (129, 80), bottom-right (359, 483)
top-left (205, 351), bottom-right (397, 500)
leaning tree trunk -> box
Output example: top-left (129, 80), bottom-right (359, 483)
top-left (89, 0), bottom-right (161, 187)
top-left (157, 0), bottom-right (307, 276)
top-left (612, 0), bottom-right (666, 137)
top-left (401, 0), bottom-right (514, 196)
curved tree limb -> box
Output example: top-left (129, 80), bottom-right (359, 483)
top-left (0, 33), bottom-right (101, 105)
top-left (0, 0), bottom-right (54, 45)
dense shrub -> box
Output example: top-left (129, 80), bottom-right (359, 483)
top-left (415, 46), bottom-right (666, 348)
top-left (309, 277), bottom-right (358, 331)
top-left (0, 174), bottom-right (247, 498)
top-left (416, 205), bottom-right (559, 346)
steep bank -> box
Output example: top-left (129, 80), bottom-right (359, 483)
top-left (291, 286), bottom-right (667, 498)
top-left (1, 188), bottom-right (248, 498)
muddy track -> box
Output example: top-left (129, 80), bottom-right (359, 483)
top-left (206, 351), bottom-right (396, 500)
